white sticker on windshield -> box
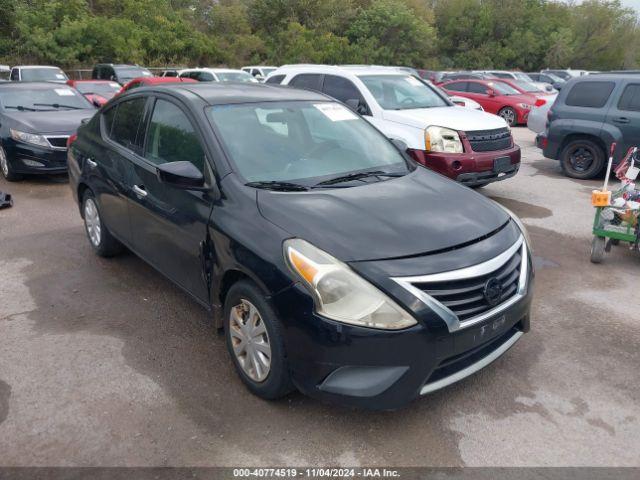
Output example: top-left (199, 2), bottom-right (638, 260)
top-left (55, 74), bottom-right (65, 79)
top-left (404, 76), bottom-right (422, 86)
top-left (314, 103), bottom-right (358, 121)
top-left (54, 89), bottom-right (75, 96)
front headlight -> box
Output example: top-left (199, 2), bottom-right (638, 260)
top-left (284, 239), bottom-right (417, 330)
top-left (496, 203), bottom-right (532, 251)
top-left (517, 103), bottom-right (533, 110)
top-left (425, 126), bottom-right (463, 153)
top-left (10, 129), bottom-right (50, 148)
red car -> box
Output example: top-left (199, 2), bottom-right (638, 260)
top-left (440, 79), bottom-right (537, 126)
top-left (66, 80), bottom-right (121, 107)
top-left (119, 76), bottom-right (196, 94)
top-left (492, 78), bottom-right (551, 99)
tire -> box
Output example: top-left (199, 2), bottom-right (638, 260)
top-left (560, 139), bottom-right (605, 179)
top-left (590, 236), bottom-right (605, 264)
top-left (223, 280), bottom-right (294, 400)
top-left (0, 145), bottom-right (23, 182)
top-left (498, 107), bottom-right (518, 127)
top-left (81, 190), bottom-right (124, 257)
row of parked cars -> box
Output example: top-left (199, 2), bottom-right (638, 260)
top-left (0, 60), bottom-right (536, 409)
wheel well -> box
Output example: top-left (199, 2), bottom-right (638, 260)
top-left (560, 134), bottom-right (606, 158)
top-left (218, 269), bottom-right (251, 306)
top-left (77, 183), bottom-right (91, 217)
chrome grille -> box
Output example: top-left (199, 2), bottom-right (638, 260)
top-left (466, 127), bottom-right (512, 152)
top-left (412, 249), bottom-right (521, 321)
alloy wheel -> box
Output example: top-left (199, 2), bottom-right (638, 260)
top-left (229, 299), bottom-right (272, 382)
top-left (84, 198), bottom-right (102, 247)
top-left (499, 108), bottom-right (516, 126)
top-left (0, 148), bottom-right (9, 177)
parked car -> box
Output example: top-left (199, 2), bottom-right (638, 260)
top-left (179, 68), bottom-right (258, 83)
top-left (440, 79), bottom-right (537, 127)
top-left (527, 94), bottom-right (557, 134)
top-left (67, 82), bottom-right (533, 409)
top-left (241, 66), bottom-right (277, 82)
top-left (273, 65), bottom-right (520, 187)
top-left (541, 69), bottom-right (588, 81)
top-left (0, 65), bottom-right (10, 81)
top-left (92, 64), bottom-right (153, 85)
top-left (492, 78), bottom-right (551, 98)
top-left (477, 70), bottom-right (554, 93)
top-left (67, 80), bottom-right (121, 107)
top-left (0, 82), bottom-right (95, 181)
top-left (434, 71), bottom-right (492, 85)
top-left (538, 74), bottom-right (640, 179)
top-left (10, 65), bottom-right (68, 83)
top-left (158, 69), bottom-right (187, 77)
top-left (118, 76), bottom-right (197, 94)
top-left (526, 72), bottom-right (565, 91)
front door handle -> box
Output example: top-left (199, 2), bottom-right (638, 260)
top-left (132, 184), bottom-right (148, 198)
top-left (613, 117), bottom-right (630, 124)
top-left (86, 158), bottom-right (97, 168)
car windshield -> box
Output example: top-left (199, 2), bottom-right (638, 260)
top-left (358, 74), bottom-right (449, 110)
top-left (0, 87), bottom-right (92, 110)
top-left (216, 71), bottom-right (255, 82)
top-left (488, 82), bottom-right (521, 95)
top-left (510, 80), bottom-right (543, 92)
top-left (74, 81), bottom-right (120, 97)
top-left (116, 67), bottom-right (152, 81)
top-left (21, 68), bottom-right (67, 82)
top-left (513, 72), bottom-right (532, 81)
top-left (207, 101), bottom-right (411, 185)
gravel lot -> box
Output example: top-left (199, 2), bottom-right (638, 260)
top-left (1, 128), bottom-right (639, 467)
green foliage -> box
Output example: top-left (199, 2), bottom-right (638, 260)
top-left (0, 0), bottom-right (637, 70)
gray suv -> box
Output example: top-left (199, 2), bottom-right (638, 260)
top-left (539, 75), bottom-right (640, 179)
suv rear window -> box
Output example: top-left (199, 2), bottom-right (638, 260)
top-left (618, 84), bottom-right (640, 112)
top-left (565, 81), bottom-right (615, 108)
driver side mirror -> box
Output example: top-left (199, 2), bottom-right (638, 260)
top-left (156, 161), bottom-right (206, 190)
top-left (345, 98), bottom-right (369, 116)
top-left (487, 89), bottom-right (496, 97)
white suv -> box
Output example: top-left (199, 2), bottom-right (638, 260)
top-left (178, 68), bottom-right (258, 83)
top-left (269, 65), bottom-right (520, 187)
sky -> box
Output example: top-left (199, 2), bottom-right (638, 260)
top-left (569, 0), bottom-right (640, 12)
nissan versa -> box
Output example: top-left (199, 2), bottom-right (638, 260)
top-left (68, 83), bottom-right (533, 409)
top-left (0, 82), bottom-right (95, 181)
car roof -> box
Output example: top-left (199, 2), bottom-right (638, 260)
top-left (275, 64), bottom-right (412, 77)
top-left (567, 74), bottom-right (636, 81)
top-left (13, 65), bottom-right (62, 70)
top-left (183, 68), bottom-right (247, 73)
top-left (70, 79), bottom-right (115, 83)
top-left (0, 81), bottom-right (72, 90)
top-left (135, 82), bottom-right (330, 105)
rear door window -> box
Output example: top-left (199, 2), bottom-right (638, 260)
top-left (109, 97), bottom-right (147, 154)
top-left (618, 84), bottom-right (640, 112)
top-left (265, 74), bottom-right (285, 85)
top-left (289, 74), bottom-right (323, 91)
top-left (565, 81), bottom-right (615, 108)
top-left (322, 75), bottom-right (365, 105)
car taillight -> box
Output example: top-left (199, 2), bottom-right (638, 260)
top-left (534, 98), bottom-right (546, 107)
top-left (67, 133), bottom-right (77, 149)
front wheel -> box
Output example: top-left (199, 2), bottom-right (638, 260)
top-left (0, 146), bottom-right (23, 182)
top-left (560, 139), bottom-right (605, 179)
top-left (498, 107), bottom-right (518, 127)
top-left (590, 236), bottom-right (605, 264)
top-left (224, 280), bottom-right (293, 400)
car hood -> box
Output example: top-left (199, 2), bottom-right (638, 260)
top-left (381, 106), bottom-right (507, 132)
top-left (3, 109), bottom-right (95, 134)
top-left (257, 169), bottom-right (510, 262)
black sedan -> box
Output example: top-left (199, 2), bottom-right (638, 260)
top-left (68, 82), bottom-right (533, 409)
top-left (0, 82), bottom-right (95, 181)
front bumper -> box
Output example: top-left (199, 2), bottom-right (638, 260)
top-left (409, 143), bottom-right (521, 186)
top-left (4, 139), bottom-right (68, 175)
top-left (271, 247), bottom-right (533, 410)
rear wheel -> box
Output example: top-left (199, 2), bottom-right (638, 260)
top-left (590, 236), bottom-right (605, 264)
top-left (560, 139), bottom-right (605, 179)
top-left (224, 280), bottom-right (293, 400)
top-left (82, 190), bottom-right (124, 257)
top-left (498, 107), bottom-right (517, 127)
top-left (0, 146), bottom-right (22, 182)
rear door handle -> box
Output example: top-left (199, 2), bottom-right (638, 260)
top-left (86, 158), bottom-right (97, 168)
top-left (132, 185), bottom-right (148, 198)
top-left (613, 117), bottom-right (630, 124)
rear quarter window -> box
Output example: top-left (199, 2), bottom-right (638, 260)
top-left (565, 81), bottom-right (615, 108)
top-left (618, 84), bottom-right (640, 112)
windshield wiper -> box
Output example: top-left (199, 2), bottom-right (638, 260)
top-left (315, 170), bottom-right (404, 186)
top-left (4, 105), bottom-right (37, 111)
top-left (245, 181), bottom-right (309, 191)
top-left (33, 103), bottom-right (82, 110)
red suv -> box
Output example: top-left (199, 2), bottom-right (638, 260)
top-left (441, 79), bottom-right (537, 126)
